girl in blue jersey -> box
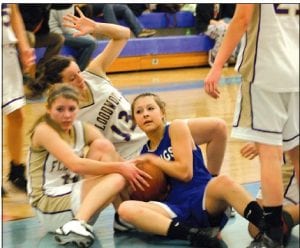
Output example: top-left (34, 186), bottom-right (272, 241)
top-left (27, 84), bottom-right (150, 247)
top-left (118, 93), bottom-right (268, 247)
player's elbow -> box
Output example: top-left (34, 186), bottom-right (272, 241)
top-left (65, 157), bottom-right (83, 174)
top-left (181, 169), bottom-right (193, 182)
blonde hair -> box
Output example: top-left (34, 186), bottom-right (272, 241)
top-left (29, 83), bottom-right (80, 136)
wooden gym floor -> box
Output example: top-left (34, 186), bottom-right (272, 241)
top-left (2, 66), bottom-right (299, 247)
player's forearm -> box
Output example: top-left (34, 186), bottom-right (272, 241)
top-left (213, 4), bottom-right (255, 69)
top-left (93, 22), bottom-right (130, 40)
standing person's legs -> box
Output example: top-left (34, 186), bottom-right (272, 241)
top-left (64, 34), bottom-right (97, 71)
top-left (102, 4), bottom-right (119, 24)
top-left (113, 4), bottom-right (143, 37)
top-left (232, 84), bottom-right (299, 245)
top-left (35, 32), bottom-right (64, 65)
top-left (2, 45), bottom-right (27, 192)
top-left (256, 143), bottom-right (285, 244)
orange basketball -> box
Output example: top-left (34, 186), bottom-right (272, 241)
top-left (130, 161), bottom-right (168, 202)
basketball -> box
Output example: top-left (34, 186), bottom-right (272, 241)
top-left (129, 161), bottom-right (169, 202)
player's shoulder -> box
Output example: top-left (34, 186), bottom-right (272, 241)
top-left (169, 119), bottom-right (189, 133)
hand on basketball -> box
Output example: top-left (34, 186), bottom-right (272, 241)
top-left (121, 160), bottom-right (152, 192)
top-left (133, 153), bottom-right (160, 166)
top-left (240, 142), bottom-right (258, 160)
top-left (63, 6), bottom-right (96, 37)
top-left (204, 67), bottom-right (222, 99)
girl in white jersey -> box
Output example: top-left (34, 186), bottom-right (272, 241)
top-left (28, 6), bottom-right (228, 178)
top-left (204, 4), bottom-right (299, 248)
top-left (27, 83), bottom-right (150, 247)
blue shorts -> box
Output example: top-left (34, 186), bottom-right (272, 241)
top-left (160, 188), bottom-right (229, 229)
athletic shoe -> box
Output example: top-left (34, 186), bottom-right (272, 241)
top-left (2, 187), bottom-right (7, 197)
top-left (189, 227), bottom-right (222, 248)
top-left (282, 210), bottom-right (294, 246)
top-left (230, 207), bottom-right (236, 218)
top-left (55, 219), bottom-right (95, 247)
top-left (247, 232), bottom-right (263, 248)
top-left (247, 233), bottom-right (283, 248)
top-left (113, 213), bottom-right (135, 232)
top-left (8, 161), bottom-right (27, 192)
top-left (138, 29), bottom-right (156, 38)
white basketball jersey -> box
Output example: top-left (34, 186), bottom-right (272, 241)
top-left (77, 71), bottom-right (147, 159)
top-left (235, 4), bottom-right (299, 92)
top-left (27, 121), bottom-right (85, 205)
top-left (2, 4), bottom-right (18, 45)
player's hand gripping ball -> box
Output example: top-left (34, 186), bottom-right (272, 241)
top-left (130, 161), bottom-right (169, 202)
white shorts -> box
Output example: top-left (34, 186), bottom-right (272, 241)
top-left (34, 180), bottom-right (100, 233)
top-left (2, 45), bottom-right (26, 115)
top-left (231, 84), bottom-right (299, 151)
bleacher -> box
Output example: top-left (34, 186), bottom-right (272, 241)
top-left (36, 11), bottom-right (214, 73)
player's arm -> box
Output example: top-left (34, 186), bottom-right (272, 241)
top-left (32, 123), bottom-right (126, 175)
top-left (33, 122), bottom-right (150, 190)
top-left (240, 142), bottom-right (258, 160)
top-left (213, 4), bottom-right (255, 69)
top-left (83, 122), bottom-right (105, 145)
top-left (204, 4), bottom-right (255, 99)
top-left (63, 6), bottom-right (130, 78)
top-left (137, 120), bottom-right (194, 182)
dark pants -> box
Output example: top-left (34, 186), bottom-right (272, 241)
top-left (92, 4), bottom-right (143, 36)
top-left (64, 34), bottom-right (97, 70)
top-left (34, 32), bottom-right (64, 65)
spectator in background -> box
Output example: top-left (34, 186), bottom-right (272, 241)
top-left (127, 4), bottom-right (149, 17)
top-left (195, 4), bottom-right (237, 67)
top-left (19, 4), bottom-right (64, 75)
top-left (49, 4), bottom-right (97, 70)
top-left (85, 4), bottom-right (156, 38)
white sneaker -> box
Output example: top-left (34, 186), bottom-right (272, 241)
top-left (230, 207), bottom-right (236, 218)
top-left (55, 219), bottom-right (95, 247)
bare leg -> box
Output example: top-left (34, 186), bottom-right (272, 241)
top-left (248, 199), bottom-right (299, 239)
top-left (76, 174), bottom-right (126, 221)
top-left (187, 117), bottom-right (227, 176)
top-left (118, 200), bottom-right (172, 235)
top-left (205, 175), bottom-right (253, 216)
top-left (75, 139), bottom-right (126, 222)
top-left (256, 143), bottom-right (283, 206)
top-left (6, 109), bottom-right (24, 164)
top-left (286, 145), bottom-right (299, 185)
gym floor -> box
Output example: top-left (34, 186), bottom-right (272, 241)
top-left (2, 67), bottom-right (299, 247)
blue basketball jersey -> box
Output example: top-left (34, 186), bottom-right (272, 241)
top-left (141, 124), bottom-right (228, 228)
top-left (141, 124), bottom-right (211, 199)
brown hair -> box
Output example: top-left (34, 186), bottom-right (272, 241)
top-left (27, 55), bottom-right (75, 96)
top-left (28, 83), bottom-right (80, 136)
